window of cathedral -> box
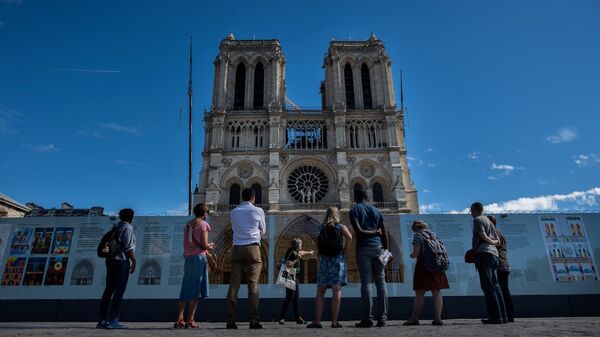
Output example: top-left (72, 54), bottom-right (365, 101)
top-left (287, 166), bottom-right (329, 203)
top-left (346, 120), bottom-right (386, 149)
top-left (353, 183), bottom-right (365, 202)
top-left (234, 63), bottom-right (246, 109)
top-left (253, 62), bottom-right (264, 110)
top-left (372, 182), bottom-right (384, 203)
top-left (361, 63), bottom-right (373, 109)
top-left (344, 63), bottom-right (355, 109)
top-left (229, 184), bottom-right (241, 205)
top-left (285, 120), bottom-right (327, 150)
top-left (224, 120), bottom-right (268, 150)
top-left (251, 183), bottom-right (263, 205)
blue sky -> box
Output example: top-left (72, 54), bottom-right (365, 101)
top-left (0, 0), bottom-right (599, 215)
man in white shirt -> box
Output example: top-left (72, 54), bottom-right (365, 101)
top-left (226, 188), bottom-right (266, 329)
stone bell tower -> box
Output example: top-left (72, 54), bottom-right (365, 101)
top-left (195, 33), bottom-right (418, 214)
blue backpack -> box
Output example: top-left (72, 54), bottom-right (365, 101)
top-left (419, 230), bottom-right (450, 272)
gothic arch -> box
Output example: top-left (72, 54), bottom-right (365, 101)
top-left (70, 259), bottom-right (94, 285)
top-left (360, 62), bottom-right (374, 109)
top-left (348, 159), bottom-right (391, 185)
top-left (220, 160), bottom-right (269, 187)
top-left (249, 54), bottom-right (270, 68)
top-left (137, 259), bottom-right (161, 285)
top-left (343, 62), bottom-right (356, 109)
top-left (274, 215), bottom-right (321, 283)
top-left (211, 224), bottom-right (269, 284)
top-left (350, 177), bottom-right (368, 201)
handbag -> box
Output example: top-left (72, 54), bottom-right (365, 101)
top-left (464, 249), bottom-right (477, 263)
top-left (206, 252), bottom-right (218, 273)
top-left (276, 263), bottom-right (297, 290)
top-left (275, 250), bottom-right (297, 290)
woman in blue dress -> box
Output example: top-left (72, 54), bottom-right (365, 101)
top-left (307, 206), bottom-right (353, 329)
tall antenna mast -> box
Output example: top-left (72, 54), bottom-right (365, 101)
top-left (187, 35), bottom-right (193, 216)
top-left (400, 69), bottom-right (405, 111)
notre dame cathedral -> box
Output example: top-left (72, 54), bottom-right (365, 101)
top-left (194, 33), bottom-right (419, 214)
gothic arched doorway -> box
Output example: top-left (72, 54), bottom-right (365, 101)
top-left (274, 216), bottom-right (321, 284)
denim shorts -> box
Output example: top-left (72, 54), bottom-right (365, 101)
top-left (179, 254), bottom-right (209, 300)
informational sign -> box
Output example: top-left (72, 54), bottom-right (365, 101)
top-left (0, 213), bottom-right (598, 300)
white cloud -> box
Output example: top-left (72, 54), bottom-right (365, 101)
top-left (467, 152), bottom-right (480, 160)
top-left (488, 176), bottom-right (499, 180)
top-left (419, 203), bottom-right (443, 214)
top-left (77, 130), bottom-right (102, 139)
top-left (115, 160), bottom-right (144, 166)
top-left (546, 127), bottom-right (577, 144)
top-left (490, 163), bottom-right (515, 172)
top-left (165, 203), bottom-right (188, 216)
top-left (27, 144), bottom-right (58, 152)
top-left (0, 104), bottom-right (26, 135)
top-left (573, 154), bottom-right (600, 167)
top-left (100, 123), bottom-right (142, 137)
top-left (426, 148), bottom-right (434, 152)
top-left (422, 188), bottom-right (432, 193)
top-left (407, 156), bottom-right (424, 166)
top-left (464, 187), bottom-right (600, 213)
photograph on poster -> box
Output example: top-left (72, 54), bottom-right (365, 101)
top-left (52, 227), bottom-right (74, 254)
top-left (137, 259), bottom-right (161, 285)
top-left (1, 257), bottom-right (26, 286)
top-left (70, 259), bottom-right (94, 286)
top-left (44, 257), bottom-right (69, 285)
top-left (540, 215), bottom-right (598, 282)
top-left (30, 228), bottom-right (54, 255)
top-left (22, 257), bottom-right (47, 286)
top-left (9, 227), bottom-right (32, 255)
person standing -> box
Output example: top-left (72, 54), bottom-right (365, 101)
top-left (307, 206), bottom-right (352, 329)
top-left (487, 215), bottom-right (515, 323)
top-left (97, 208), bottom-right (137, 329)
top-left (404, 220), bottom-right (449, 326)
top-left (278, 238), bottom-right (314, 325)
top-left (350, 189), bottom-right (388, 328)
top-left (470, 202), bottom-right (506, 324)
top-left (174, 203), bottom-right (214, 329)
top-left (226, 188), bottom-right (266, 329)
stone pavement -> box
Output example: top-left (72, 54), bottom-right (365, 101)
top-left (0, 318), bottom-right (599, 337)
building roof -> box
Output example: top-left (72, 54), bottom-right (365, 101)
top-left (0, 193), bottom-right (31, 213)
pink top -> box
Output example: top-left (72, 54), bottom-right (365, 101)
top-left (183, 218), bottom-right (211, 257)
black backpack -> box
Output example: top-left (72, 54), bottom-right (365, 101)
top-left (318, 224), bottom-right (344, 256)
top-left (97, 225), bottom-right (121, 259)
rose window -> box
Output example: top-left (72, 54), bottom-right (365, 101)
top-left (287, 166), bottom-right (329, 203)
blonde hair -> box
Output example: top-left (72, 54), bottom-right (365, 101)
top-left (412, 220), bottom-right (428, 232)
top-left (323, 206), bottom-right (341, 227)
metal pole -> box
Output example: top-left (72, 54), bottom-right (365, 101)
top-left (188, 35), bottom-right (193, 216)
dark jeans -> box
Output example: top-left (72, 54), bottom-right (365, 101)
top-left (497, 270), bottom-right (514, 320)
top-left (357, 246), bottom-right (388, 322)
top-left (279, 286), bottom-right (300, 320)
top-left (475, 252), bottom-right (507, 321)
top-left (98, 259), bottom-right (130, 321)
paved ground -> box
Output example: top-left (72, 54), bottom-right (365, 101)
top-left (0, 318), bottom-right (599, 337)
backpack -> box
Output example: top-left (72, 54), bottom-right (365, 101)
top-left (318, 224), bottom-right (344, 256)
top-left (419, 230), bottom-right (450, 272)
top-left (97, 225), bottom-right (121, 259)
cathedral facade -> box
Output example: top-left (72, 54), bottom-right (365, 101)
top-left (194, 34), bottom-right (419, 214)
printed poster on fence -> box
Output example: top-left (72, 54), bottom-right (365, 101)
top-left (540, 215), bottom-right (598, 282)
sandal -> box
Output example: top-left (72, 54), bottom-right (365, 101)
top-left (432, 320), bottom-right (444, 326)
top-left (306, 322), bottom-right (323, 328)
top-left (331, 322), bottom-right (343, 328)
top-left (185, 320), bottom-right (199, 329)
top-left (173, 320), bottom-right (185, 329)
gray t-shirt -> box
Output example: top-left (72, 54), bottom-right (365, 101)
top-left (472, 215), bottom-right (498, 257)
top-left (112, 221), bottom-right (136, 261)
